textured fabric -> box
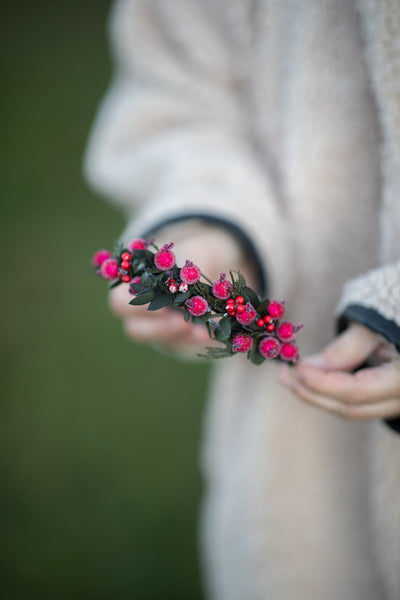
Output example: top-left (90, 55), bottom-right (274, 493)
top-left (85, 1), bottom-right (400, 598)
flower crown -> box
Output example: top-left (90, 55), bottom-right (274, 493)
top-left (92, 238), bottom-right (302, 364)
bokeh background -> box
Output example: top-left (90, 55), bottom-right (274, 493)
top-left (1, 2), bottom-right (209, 598)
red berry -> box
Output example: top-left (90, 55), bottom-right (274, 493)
top-left (257, 318), bottom-right (265, 328)
top-left (121, 252), bottom-right (131, 262)
top-left (235, 296), bottom-right (244, 305)
top-left (236, 304), bottom-right (245, 314)
top-left (212, 273), bottom-right (233, 300)
top-left (121, 260), bottom-right (131, 270)
top-left (168, 284), bottom-right (178, 293)
top-left (121, 274), bottom-right (131, 283)
top-left (266, 323), bottom-right (275, 332)
top-left (258, 336), bottom-right (281, 359)
top-left (280, 342), bottom-right (299, 362)
top-left (226, 298), bottom-right (235, 306)
top-left (264, 315), bottom-right (273, 324)
top-left (232, 333), bottom-right (253, 353)
top-left (236, 302), bottom-right (257, 326)
top-left (227, 308), bottom-right (236, 317)
top-left (268, 300), bottom-right (285, 319)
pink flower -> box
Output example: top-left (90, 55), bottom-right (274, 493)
top-left (276, 321), bottom-right (295, 342)
top-left (212, 273), bottom-right (233, 300)
top-left (235, 302), bottom-right (257, 326)
top-left (129, 276), bottom-right (141, 295)
top-left (280, 342), bottom-right (299, 362)
top-left (180, 260), bottom-right (201, 285)
top-left (268, 300), bottom-right (285, 319)
top-left (100, 258), bottom-right (119, 281)
top-left (127, 238), bottom-right (147, 253)
top-left (258, 336), bottom-right (281, 359)
top-left (276, 321), bottom-right (303, 342)
top-left (154, 243), bottom-right (176, 271)
top-left (92, 249), bottom-right (111, 267)
top-left (232, 333), bottom-right (253, 353)
top-left (185, 295), bottom-right (209, 317)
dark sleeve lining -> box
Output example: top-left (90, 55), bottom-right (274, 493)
top-left (141, 212), bottom-right (267, 296)
top-left (338, 304), bottom-right (400, 435)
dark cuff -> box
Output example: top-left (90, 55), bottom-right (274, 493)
top-left (338, 304), bottom-right (400, 435)
top-left (142, 212), bottom-right (267, 296)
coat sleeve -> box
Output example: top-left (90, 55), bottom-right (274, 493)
top-left (84, 0), bottom-right (293, 298)
top-left (336, 0), bottom-right (400, 434)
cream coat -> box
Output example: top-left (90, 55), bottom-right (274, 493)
top-left (85, 1), bottom-right (400, 598)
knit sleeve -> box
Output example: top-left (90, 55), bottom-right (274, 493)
top-left (83, 0), bottom-right (292, 299)
top-left (336, 260), bottom-right (400, 433)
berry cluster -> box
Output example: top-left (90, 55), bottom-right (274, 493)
top-left (93, 239), bottom-right (303, 365)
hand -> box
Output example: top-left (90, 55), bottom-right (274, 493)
top-left (109, 223), bottom-right (257, 354)
top-left (110, 283), bottom-right (211, 352)
top-left (279, 323), bottom-right (400, 420)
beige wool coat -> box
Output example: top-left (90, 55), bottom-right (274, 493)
top-left (85, 1), bottom-right (400, 598)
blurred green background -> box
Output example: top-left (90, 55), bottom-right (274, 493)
top-left (1, 2), bottom-right (209, 598)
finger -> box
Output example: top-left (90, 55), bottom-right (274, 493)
top-left (295, 362), bottom-right (400, 404)
top-left (124, 312), bottom-right (187, 342)
top-left (281, 372), bottom-right (400, 420)
top-left (109, 284), bottom-right (148, 318)
top-left (302, 324), bottom-right (382, 371)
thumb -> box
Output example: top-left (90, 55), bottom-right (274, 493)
top-left (301, 323), bottom-right (382, 372)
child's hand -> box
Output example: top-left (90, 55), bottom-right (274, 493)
top-left (279, 323), bottom-right (400, 420)
top-left (109, 224), bottom-right (257, 354)
top-left (110, 283), bottom-right (211, 352)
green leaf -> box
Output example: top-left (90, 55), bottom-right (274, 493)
top-left (256, 298), bottom-right (270, 315)
top-left (147, 293), bottom-right (172, 311)
top-left (197, 343), bottom-right (233, 360)
top-left (172, 290), bottom-right (192, 306)
top-left (132, 249), bottom-right (154, 263)
top-left (193, 312), bottom-right (211, 324)
top-left (248, 345), bottom-right (266, 365)
top-left (237, 272), bottom-right (246, 287)
top-left (108, 279), bottom-right (122, 289)
top-left (183, 307), bottom-right (190, 322)
top-left (141, 271), bottom-right (155, 287)
top-left (214, 316), bottom-right (231, 341)
top-left (243, 286), bottom-right (260, 307)
top-left (128, 282), bottom-right (147, 293)
top-left (205, 321), bottom-right (212, 338)
top-left (129, 291), bottom-right (155, 305)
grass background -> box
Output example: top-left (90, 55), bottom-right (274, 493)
top-left (1, 2), bottom-right (209, 598)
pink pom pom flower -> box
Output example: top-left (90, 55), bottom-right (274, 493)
top-left (92, 249), bottom-right (112, 267)
top-left (258, 336), bottom-right (281, 359)
top-left (154, 243), bottom-right (176, 271)
top-left (232, 333), bottom-right (253, 353)
top-left (100, 258), bottom-right (119, 281)
top-left (235, 302), bottom-right (257, 326)
top-left (280, 342), bottom-right (299, 362)
top-left (268, 300), bottom-right (285, 319)
top-left (212, 273), bottom-right (233, 300)
top-left (276, 321), bottom-right (303, 342)
top-left (185, 295), bottom-right (209, 317)
top-left (127, 238), bottom-right (147, 253)
top-left (180, 260), bottom-right (201, 285)
top-left (129, 276), bottom-right (141, 295)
